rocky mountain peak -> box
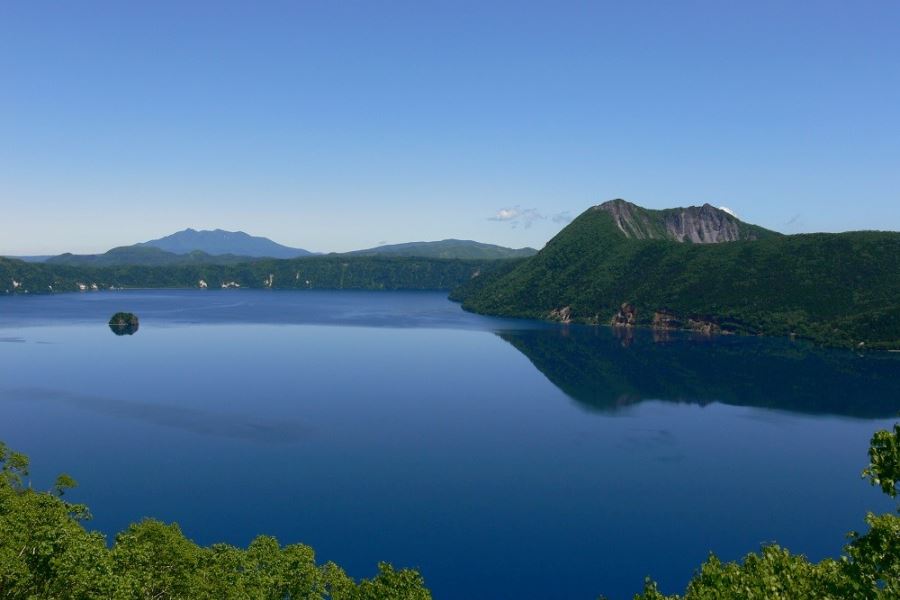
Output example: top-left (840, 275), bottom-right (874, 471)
top-left (594, 199), bottom-right (769, 243)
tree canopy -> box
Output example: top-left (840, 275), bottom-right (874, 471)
top-left (632, 423), bottom-right (900, 599)
top-left (2, 424), bottom-right (898, 598)
top-left (0, 442), bottom-right (431, 599)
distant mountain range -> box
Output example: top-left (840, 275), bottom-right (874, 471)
top-left (9, 230), bottom-right (536, 266)
top-left (139, 228), bottom-right (314, 258)
top-left (348, 239), bottom-right (536, 260)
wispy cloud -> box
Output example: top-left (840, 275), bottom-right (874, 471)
top-left (489, 206), bottom-right (570, 229)
top-left (551, 211), bottom-right (573, 224)
top-left (490, 208), bottom-right (522, 222)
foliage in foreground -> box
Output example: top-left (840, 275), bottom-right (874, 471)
top-left (0, 443), bottom-right (430, 599)
top-left (2, 425), bottom-right (898, 599)
top-left (631, 423), bottom-right (900, 600)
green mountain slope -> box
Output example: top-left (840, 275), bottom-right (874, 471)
top-left (344, 239), bottom-right (537, 259)
top-left (45, 246), bottom-right (259, 267)
top-left (454, 200), bottom-right (900, 348)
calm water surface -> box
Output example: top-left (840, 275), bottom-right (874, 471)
top-left (1, 290), bottom-right (898, 599)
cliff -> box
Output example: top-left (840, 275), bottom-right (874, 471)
top-left (595, 199), bottom-right (779, 243)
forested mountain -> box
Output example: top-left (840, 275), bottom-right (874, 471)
top-left (46, 246), bottom-right (259, 267)
top-left (453, 200), bottom-right (900, 349)
top-left (29, 233), bottom-right (533, 264)
top-left (345, 239), bottom-right (536, 259)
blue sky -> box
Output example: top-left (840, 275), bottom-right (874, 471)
top-left (2, 1), bottom-right (899, 254)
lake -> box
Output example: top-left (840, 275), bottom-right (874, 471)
top-left (1, 290), bottom-right (898, 599)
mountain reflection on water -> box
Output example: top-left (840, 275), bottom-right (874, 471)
top-left (497, 326), bottom-right (900, 418)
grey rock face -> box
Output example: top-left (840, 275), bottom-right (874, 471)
top-left (596, 199), bottom-right (760, 243)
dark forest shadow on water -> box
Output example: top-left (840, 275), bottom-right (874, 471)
top-left (497, 326), bottom-right (900, 418)
top-left (3, 387), bottom-right (310, 443)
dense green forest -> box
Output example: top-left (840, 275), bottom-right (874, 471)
top-left (0, 255), bottom-right (521, 294)
top-left (45, 246), bottom-right (266, 267)
top-left (453, 204), bottom-right (900, 349)
top-left (2, 425), bottom-right (897, 599)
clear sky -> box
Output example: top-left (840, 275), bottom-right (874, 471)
top-left (2, 1), bottom-right (899, 255)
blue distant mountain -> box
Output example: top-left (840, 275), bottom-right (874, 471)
top-left (138, 228), bottom-right (314, 258)
top-left (346, 239), bottom-right (537, 259)
top-left (13, 231), bottom-right (538, 266)
top-left (0, 255), bottom-right (53, 263)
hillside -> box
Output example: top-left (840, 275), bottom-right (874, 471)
top-left (1, 255), bottom-right (522, 294)
top-left (45, 246), bottom-right (259, 267)
top-left (345, 239), bottom-right (537, 259)
top-left (454, 200), bottom-right (900, 349)
top-left (0, 255), bottom-right (52, 263)
top-left (139, 228), bottom-right (314, 258)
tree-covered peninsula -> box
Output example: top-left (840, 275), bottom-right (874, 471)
top-left (453, 200), bottom-right (900, 349)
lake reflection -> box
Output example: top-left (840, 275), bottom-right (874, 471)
top-left (498, 326), bottom-right (900, 418)
top-left (0, 290), bottom-right (897, 600)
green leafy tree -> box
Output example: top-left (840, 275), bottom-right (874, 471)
top-left (864, 423), bottom-right (900, 498)
top-left (633, 424), bottom-right (900, 600)
top-left (0, 444), bottom-right (432, 599)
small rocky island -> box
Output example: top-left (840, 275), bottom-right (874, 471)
top-left (108, 312), bottom-right (139, 336)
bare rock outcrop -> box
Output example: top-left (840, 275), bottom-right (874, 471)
top-left (596, 199), bottom-right (764, 243)
top-left (687, 317), bottom-right (720, 335)
top-left (548, 306), bottom-right (573, 324)
top-left (611, 303), bottom-right (637, 327)
top-left (652, 310), bottom-right (682, 330)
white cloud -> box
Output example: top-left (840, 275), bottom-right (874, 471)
top-left (718, 206), bottom-right (738, 218)
top-left (491, 208), bottom-right (521, 221)
top-left (488, 206), bottom-right (546, 229)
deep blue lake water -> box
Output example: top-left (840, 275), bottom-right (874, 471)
top-left (1, 290), bottom-right (898, 599)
